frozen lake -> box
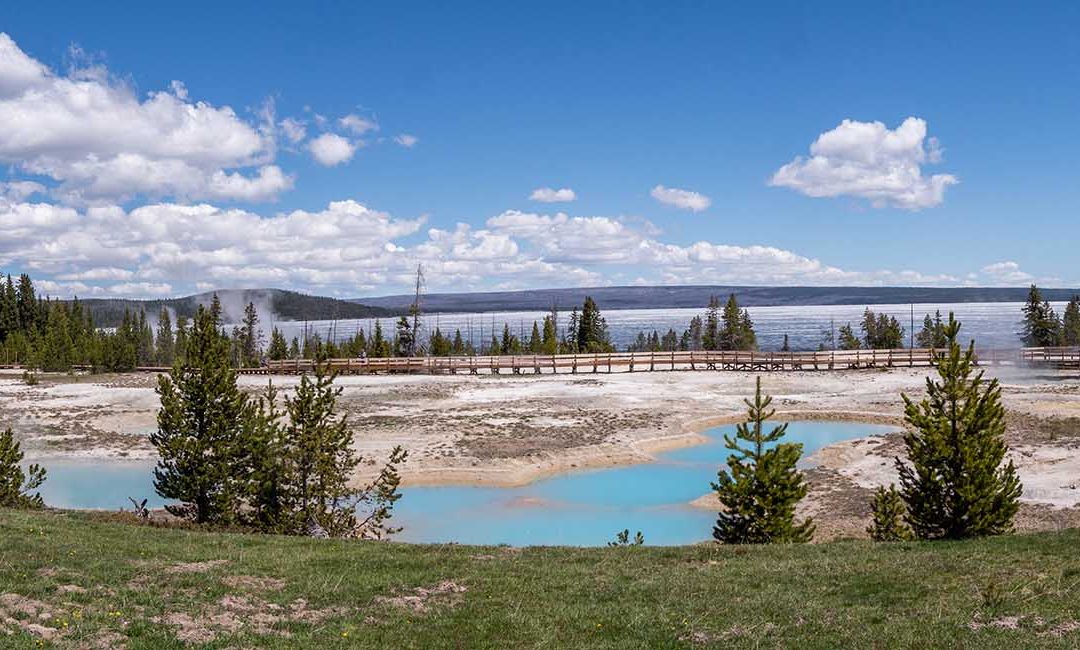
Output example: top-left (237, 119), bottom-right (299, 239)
top-left (261, 301), bottom-right (1063, 352)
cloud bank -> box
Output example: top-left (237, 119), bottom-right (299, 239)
top-left (0, 195), bottom-right (1048, 299)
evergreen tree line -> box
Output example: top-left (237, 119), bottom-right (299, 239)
top-left (713, 313), bottom-right (1022, 544)
top-left (3, 272), bottom-right (624, 370)
top-left (273, 296), bottom-right (616, 360)
top-left (628, 294), bottom-right (758, 353)
top-left (152, 301), bottom-right (407, 537)
top-left (1021, 284), bottom-right (1080, 347)
top-left (0, 272), bottom-right (273, 371)
top-left (0, 272), bottom-right (153, 372)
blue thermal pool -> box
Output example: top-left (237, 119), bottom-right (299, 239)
top-left (28, 420), bottom-right (896, 546)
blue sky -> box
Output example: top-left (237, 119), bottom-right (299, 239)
top-left (0, 1), bottom-right (1077, 298)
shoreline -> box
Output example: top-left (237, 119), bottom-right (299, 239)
top-left (394, 409), bottom-right (907, 488)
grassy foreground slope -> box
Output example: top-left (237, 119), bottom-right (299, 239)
top-left (1, 510), bottom-right (1079, 648)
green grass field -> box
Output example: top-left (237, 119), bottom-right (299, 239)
top-left (1, 509), bottom-right (1079, 648)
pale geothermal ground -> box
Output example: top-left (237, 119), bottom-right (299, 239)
top-left (2, 365), bottom-right (1078, 541)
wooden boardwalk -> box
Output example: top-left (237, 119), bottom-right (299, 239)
top-left (261, 346), bottom-right (1080, 376)
top-left (3, 347), bottom-right (1076, 375)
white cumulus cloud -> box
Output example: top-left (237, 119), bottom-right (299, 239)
top-left (308, 133), bottom-right (357, 167)
top-left (529, 187), bottom-right (576, 203)
top-left (770, 117), bottom-right (958, 210)
top-left (650, 185), bottom-right (711, 212)
top-left (394, 134), bottom-right (419, 148)
top-left (0, 33), bottom-right (291, 204)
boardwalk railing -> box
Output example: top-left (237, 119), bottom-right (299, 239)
top-left (259, 346), bottom-right (1080, 375)
top-left (4, 347), bottom-right (1075, 374)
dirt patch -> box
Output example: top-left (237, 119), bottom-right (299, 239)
top-left (79, 630), bottom-right (128, 649)
top-left (374, 581), bottom-right (468, 613)
top-left (1046, 620), bottom-right (1080, 638)
top-left (1006, 413), bottom-right (1080, 447)
top-left (0, 593), bottom-right (63, 640)
top-left (153, 594), bottom-right (347, 643)
top-left (680, 622), bottom-right (778, 644)
top-left (127, 559), bottom-right (230, 591)
top-left (967, 615), bottom-right (1080, 638)
top-left (164, 559), bottom-right (229, 574)
top-left (221, 575), bottom-right (286, 591)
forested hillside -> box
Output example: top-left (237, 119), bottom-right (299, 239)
top-left (357, 285), bottom-right (1080, 313)
top-left (79, 289), bottom-right (396, 328)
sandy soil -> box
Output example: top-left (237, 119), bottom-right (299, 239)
top-left (2, 365), bottom-right (1078, 539)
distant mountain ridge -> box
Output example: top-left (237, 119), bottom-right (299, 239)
top-left (354, 285), bottom-right (1080, 313)
top-left (78, 288), bottom-right (396, 328)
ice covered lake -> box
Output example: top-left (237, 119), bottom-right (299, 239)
top-left (262, 301), bottom-right (1063, 352)
top-left (30, 420), bottom-right (896, 546)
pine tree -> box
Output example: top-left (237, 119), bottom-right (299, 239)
top-left (267, 327), bottom-right (288, 360)
top-left (135, 310), bottom-right (155, 366)
top-left (541, 314), bottom-right (558, 354)
top-left (896, 313), bottom-right (1022, 539)
top-left (151, 304), bottom-right (253, 523)
top-left (576, 297), bottom-right (612, 352)
top-left (711, 377), bottom-right (814, 544)
top-left (740, 309), bottom-right (758, 350)
top-left (15, 274), bottom-right (40, 332)
top-left (240, 381), bottom-right (289, 531)
top-left (861, 308), bottom-right (905, 349)
top-left (155, 308), bottom-right (175, 366)
top-left (702, 295), bottom-right (720, 351)
top-left (564, 309), bottom-right (579, 353)
top-left (0, 428), bottom-right (46, 508)
top-left (1021, 284), bottom-right (1062, 347)
top-left (0, 275), bottom-right (18, 343)
top-left (838, 323), bottom-right (861, 350)
top-left (915, 310), bottom-right (948, 348)
top-left (38, 302), bottom-right (76, 371)
top-left (686, 315), bottom-right (703, 351)
top-left (529, 321), bottom-right (542, 353)
top-left (1062, 296), bottom-right (1080, 346)
top-left (174, 315), bottom-right (189, 363)
top-left (429, 327), bottom-right (451, 356)
top-left (240, 302), bottom-right (262, 366)
top-left (394, 316), bottom-right (414, 357)
top-left (867, 484), bottom-right (911, 541)
top-left (660, 328), bottom-right (678, 351)
top-left (501, 323), bottom-right (515, 355)
top-left (719, 294), bottom-right (743, 351)
top-left (278, 367), bottom-right (407, 537)
top-left (374, 320), bottom-right (393, 357)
